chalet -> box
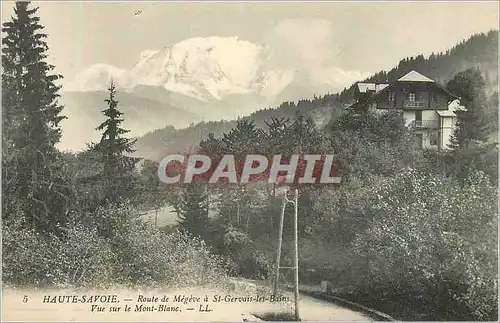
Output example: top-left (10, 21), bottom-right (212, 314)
top-left (354, 70), bottom-right (462, 150)
top-left (354, 82), bottom-right (389, 101)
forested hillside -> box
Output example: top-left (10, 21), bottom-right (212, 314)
top-left (352, 30), bottom-right (498, 86)
top-left (135, 30), bottom-right (498, 161)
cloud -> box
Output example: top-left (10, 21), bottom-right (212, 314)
top-left (263, 18), bottom-right (368, 91)
top-left (65, 20), bottom-right (370, 97)
top-left (272, 18), bottom-right (337, 65)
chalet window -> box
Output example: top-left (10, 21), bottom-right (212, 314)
top-left (409, 93), bottom-right (416, 102)
top-left (430, 131), bottom-right (438, 146)
top-left (388, 91), bottom-right (395, 102)
top-left (415, 110), bottom-right (422, 121)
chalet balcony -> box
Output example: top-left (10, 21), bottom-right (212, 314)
top-left (411, 120), bottom-right (438, 129)
top-left (403, 100), bottom-right (427, 109)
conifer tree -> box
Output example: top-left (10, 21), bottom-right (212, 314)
top-left (287, 114), bottom-right (323, 154)
top-left (263, 117), bottom-right (289, 155)
top-left (93, 81), bottom-right (141, 202)
top-left (198, 132), bottom-right (222, 157)
top-left (221, 120), bottom-right (264, 155)
top-left (173, 183), bottom-right (210, 239)
top-left (2, 2), bottom-right (69, 233)
top-left (446, 68), bottom-right (491, 148)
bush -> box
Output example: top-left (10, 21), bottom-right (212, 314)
top-left (2, 202), bottom-right (230, 289)
top-left (2, 215), bottom-right (114, 288)
top-left (3, 217), bottom-right (56, 287)
top-left (160, 230), bottom-right (231, 289)
top-left (219, 225), bottom-right (274, 279)
top-left (327, 109), bottom-right (422, 178)
top-left (350, 169), bottom-right (497, 320)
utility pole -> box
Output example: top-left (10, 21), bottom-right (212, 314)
top-left (292, 188), bottom-right (300, 321)
top-left (273, 187), bottom-right (300, 321)
top-left (273, 195), bottom-right (285, 295)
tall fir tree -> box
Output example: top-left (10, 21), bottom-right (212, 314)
top-left (263, 117), bottom-right (290, 156)
top-left (446, 68), bottom-right (491, 149)
top-left (93, 81), bottom-right (141, 203)
top-left (2, 1), bottom-right (69, 234)
top-left (173, 183), bottom-right (210, 239)
top-left (287, 114), bottom-right (323, 154)
top-left (221, 120), bottom-right (265, 155)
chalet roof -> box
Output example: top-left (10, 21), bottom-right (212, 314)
top-left (368, 70), bottom-right (458, 102)
top-left (397, 70), bottom-right (435, 83)
top-left (361, 70), bottom-right (459, 109)
top-left (357, 83), bottom-right (389, 93)
top-left (437, 110), bottom-right (456, 117)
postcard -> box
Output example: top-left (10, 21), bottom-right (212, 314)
top-left (1, 1), bottom-right (498, 322)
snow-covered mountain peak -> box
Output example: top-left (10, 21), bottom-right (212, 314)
top-left (64, 36), bottom-right (367, 104)
top-left (134, 36), bottom-right (267, 99)
top-left (66, 36), bottom-right (284, 101)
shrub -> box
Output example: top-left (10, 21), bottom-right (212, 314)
top-left (350, 169), bottom-right (497, 320)
top-left (3, 217), bottom-right (55, 287)
top-left (86, 202), bottom-right (230, 289)
top-left (221, 226), bottom-right (274, 280)
top-left (2, 202), bottom-right (230, 290)
top-left (2, 215), bottom-right (114, 288)
top-left (160, 230), bottom-right (231, 289)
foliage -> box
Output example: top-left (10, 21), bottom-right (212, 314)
top-left (210, 188), bottom-right (276, 279)
top-left (359, 30), bottom-right (497, 86)
top-left (92, 81), bottom-right (141, 203)
top-left (446, 68), bottom-right (493, 148)
top-left (327, 109), bottom-right (421, 178)
top-left (2, 202), bottom-right (230, 289)
top-left (350, 169), bottom-right (497, 320)
top-left (133, 158), bottom-right (170, 210)
top-left (100, 202), bottom-right (227, 288)
top-left (2, 1), bottom-right (70, 235)
top-left (172, 183), bottom-right (210, 240)
top-left (2, 214), bottom-right (114, 288)
top-left (255, 312), bottom-right (297, 321)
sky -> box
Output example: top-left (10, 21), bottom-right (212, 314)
top-left (1, 1), bottom-right (499, 87)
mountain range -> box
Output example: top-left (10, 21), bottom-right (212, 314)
top-left (59, 36), bottom-right (368, 151)
top-left (130, 30), bottom-right (498, 161)
top-left (58, 31), bottom-right (498, 154)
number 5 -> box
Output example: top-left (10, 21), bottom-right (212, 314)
top-left (23, 295), bottom-right (28, 303)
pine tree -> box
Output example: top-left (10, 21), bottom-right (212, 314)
top-left (2, 2), bottom-right (69, 233)
top-left (93, 81), bottom-right (141, 202)
top-left (263, 117), bottom-right (290, 155)
top-left (221, 120), bottom-right (264, 155)
top-left (173, 183), bottom-right (210, 239)
top-left (446, 68), bottom-right (491, 148)
top-left (198, 132), bottom-right (222, 156)
top-left (288, 114), bottom-right (323, 154)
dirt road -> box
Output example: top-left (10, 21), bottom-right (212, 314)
top-left (2, 286), bottom-right (371, 322)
